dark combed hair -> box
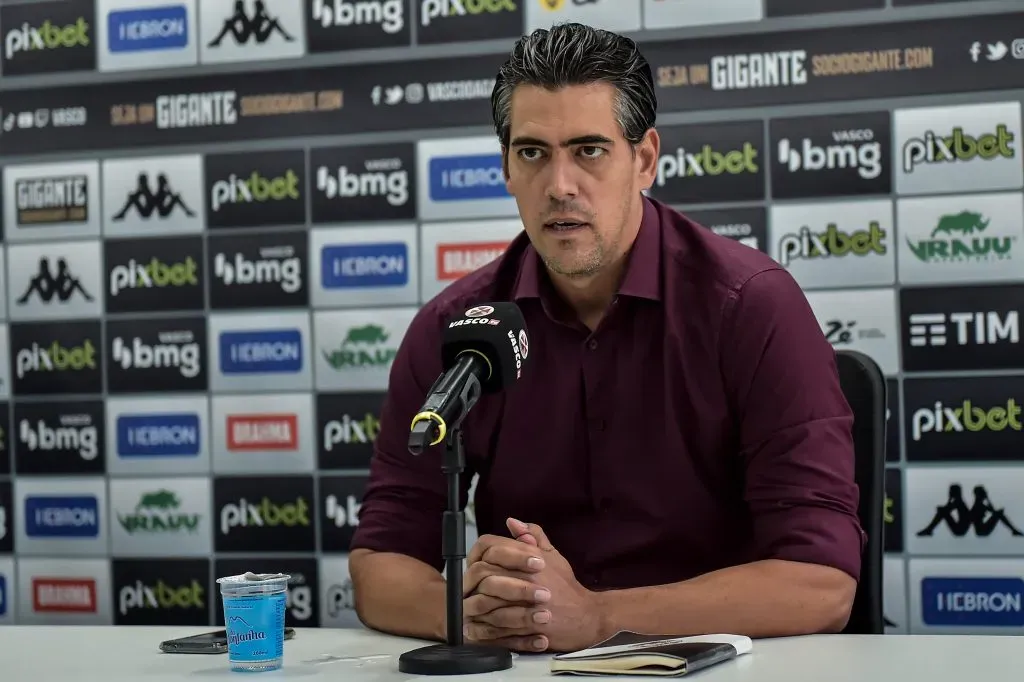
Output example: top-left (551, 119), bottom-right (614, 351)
top-left (491, 23), bottom-right (657, 149)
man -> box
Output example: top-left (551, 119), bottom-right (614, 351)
top-left (349, 24), bottom-right (864, 653)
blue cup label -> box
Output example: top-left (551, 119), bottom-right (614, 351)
top-left (223, 593), bottom-right (286, 662)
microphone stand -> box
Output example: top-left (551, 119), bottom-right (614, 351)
top-left (398, 425), bottom-right (514, 675)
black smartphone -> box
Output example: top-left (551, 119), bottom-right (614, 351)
top-left (159, 628), bottom-right (296, 654)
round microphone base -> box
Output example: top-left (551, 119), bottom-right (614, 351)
top-left (398, 643), bottom-right (514, 675)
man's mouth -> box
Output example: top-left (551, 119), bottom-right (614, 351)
top-left (543, 220), bottom-right (589, 233)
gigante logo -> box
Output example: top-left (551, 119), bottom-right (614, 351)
top-left (210, 170), bottom-right (300, 211)
top-left (4, 17), bottom-right (90, 59)
top-left (911, 398), bottom-right (1022, 440)
top-left (903, 124), bottom-right (1016, 173)
top-left (118, 489), bottom-right (200, 535)
top-left (907, 211), bottom-right (1017, 263)
top-left (15, 176), bottom-right (88, 224)
top-left (778, 223), bottom-right (887, 267)
top-left (656, 142), bottom-right (759, 185)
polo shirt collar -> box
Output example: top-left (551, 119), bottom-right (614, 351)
top-left (513, 195), bottom-right (662, 302)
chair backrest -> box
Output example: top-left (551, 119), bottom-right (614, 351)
top-left (834, 349), bottom-right (886, 634)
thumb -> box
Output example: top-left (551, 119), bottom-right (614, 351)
top-left (508, 517), bottom-right (553, 551)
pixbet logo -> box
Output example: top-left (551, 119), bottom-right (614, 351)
top-left (325, 578), bottom-right (354, 617)
top-left (420, 0), bottom-right (517, 25)
top-left (109, 257), bottom-right (199, 296)
top-left (16, 341), bottom-right (97, 378)
top-left (219, 497), bottom-right (310, 535)
top-left (323, 413), bottom-right (380, 450)
top-left (4, 18), bottom-right (90, 60)
top-left (777, 223), bottom-right (887, 267)
top-left (210, 171), bottom-right (299, 212)
top-left (656, 143), bottom-right (759, 185)
top-left (316, 161), bottom-right (408, 206)
top-left (776, 130), bottom-right (883, 179)
top-left (902, 125), bottom-right (1016, 173)
top-left (118, 580), bottom-right (204, 616)
top-left (911, 399), bottom-right (1021, 441)
top-left (312, 0), bottom-right (405, 35)
top-left (214, 247), bottom-right (302, 293)
top-left (908, 312), bottom-right (1019, 347)
top-left (20, 413), bottom-right (98, 460)
top-left (325, 494), bottom-right (360, 527)
top-left (111, 331), bottom-right (201, 378)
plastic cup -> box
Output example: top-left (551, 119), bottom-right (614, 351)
top-left (217, 572), bottom-right (291, 672)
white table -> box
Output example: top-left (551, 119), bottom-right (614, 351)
top-left (4, 626), bottom-right (1024, 681)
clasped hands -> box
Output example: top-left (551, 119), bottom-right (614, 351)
top-left (462, 517), bottom-right (602, 653)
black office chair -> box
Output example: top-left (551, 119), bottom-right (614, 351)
top-left (834, 349), bottom-right (886, 635)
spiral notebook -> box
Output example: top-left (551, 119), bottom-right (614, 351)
top-left (550, 631), bottom-right (752, 676)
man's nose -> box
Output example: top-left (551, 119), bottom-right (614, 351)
top-left (545, 156), bottom-right (579, 200)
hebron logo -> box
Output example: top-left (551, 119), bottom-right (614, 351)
top-left (119, 579), bottom-right (205, 616)
top-left (16, 340), bottom-right (97, 378)
top-left (325, 494), bottom-right (360, 527)
top-left (316, 159), bottom-right (409, 206)
top-left (910, 399), bottom-right (1021, 441)
top-left (107, 5), bottom-right (189, 53)
top-left (117, 413), bottom-right (201, 458)
top-left (436, 242), bottom-right (508, 281)
top-left (921, 577), bottom-right (1024, 627)
top-left (4, 17), bottom-right (91, 60)
top-left (323, 412), bottom-right (380, 450)
top-left (321, 243), bottom-right (407, 289)
top-left (219, 329), bottom-right (303, 374)
top-left (112, 330), bottom-right (201, 378)
top-left (20, 413), bottom-right (98, 460)
top-left (312, 0), bottom-right (405, 33)
top-left (214, 247), bottom-right (302, 293)
top-left (429, 153), bottom-right (508, 202)
top-left (226, 414), bottom-right (298, 451)
top-left (32, 578), bottom-right (96, 613)
top-left (24, 495), bottom-right (99, 538)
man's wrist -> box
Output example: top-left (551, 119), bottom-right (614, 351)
top-left (590, 588), bottom-right (618, 643)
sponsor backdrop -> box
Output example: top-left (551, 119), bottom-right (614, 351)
top-left (0, 0), bottom-right (1022, 635)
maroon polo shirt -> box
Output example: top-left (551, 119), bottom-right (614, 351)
top-left (351, 196), bottom-right (864, 590)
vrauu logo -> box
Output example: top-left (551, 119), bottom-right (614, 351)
top-left (219, 329), bottom-right (303, 374)
top-left (119, 579), bottom-right (205, 616)
top-left (24, 495), bottom-right (99, 538)
top-left (111, 330), bottom-right (201, 378)
top-left (117, 413), bottom-right (201, 458)
top-left (321, 243), bottom-right (407, 289)
top-left (107, 5), bottom-right (189, 53)
top-left (227, 414), bottom-right (298, 451)
top-left (118, 489), bottom-right (199, 535)
top-left (921, 577), bottom-right (1024, 627)
top-left (428, 153), bottom-right (508, 202)
top-left (33, 578), bottom-right (96, 613)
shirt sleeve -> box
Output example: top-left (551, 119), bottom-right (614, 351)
top-left (349, 303), bottom-right (475, 572)
top-left (721, 268), bottom-right (866, 581)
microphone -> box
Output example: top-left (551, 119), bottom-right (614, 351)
top-left (399, 301), bottom-right (529, 676)
top-left (408, 302), bottom-right (530, 455)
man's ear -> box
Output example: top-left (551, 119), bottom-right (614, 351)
top-left (637, 128), bottom-right (661, 192)
top-left (502, 146), bottom-right (513, 194)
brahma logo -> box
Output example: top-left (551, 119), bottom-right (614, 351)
top-left (437, 242), bottom-right (507, 281)
top-left (116, 413), bottom-right (201, 458)
top-left (219, 329), bottom-right (303, 375)
top-left (429, 153), bottom-right (507, 201)
top-left (24, 495), bottom-right (99, 537)
top-left (226, 414), bottom-right (298, 451)
top-left (32, 577), bottom-right (97, 613)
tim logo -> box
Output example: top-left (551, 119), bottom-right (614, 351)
top-left (117, 413), bottom-right (201, 458)
top-left (429, 153), bottom-right (508, 201)
top-left (32, 578), bottom-right (96, 613)
top-left (24, 495), bottom-right (99, 538)
top-left (917, 484), bottom-right (1023, 538)
top-left (921, 577), bottom-right (1024, 627)
top-left (107, 5), bottom-right (189, 53)
top-left (908, 311), bottom-right (1019, 347)
top-left (226, 414), bottom-right (298, 450)
top-left (208, 0), bottom-right (296, 46)
top-left (17, 257), bottom-right (94, 305)
top-left (112, 173), bottom-right (196, 221)
top-left (321, 243), bottom-right (407, 289)
top-left (219, 329), bottom-right (303, 374)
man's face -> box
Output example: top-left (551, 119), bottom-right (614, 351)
top-left (503, 82), bottom-right (658, 279)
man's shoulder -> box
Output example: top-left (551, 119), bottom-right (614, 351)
top-left (657, 201), bottom-right (789, 301)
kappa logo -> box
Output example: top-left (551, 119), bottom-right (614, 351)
top-left (214, 247), bottom-right (302, 293)
top-left (312, 0), bottom-right (405, 34)
top-left (316, 158), bottom-right (409, 206)
top-left (420, 0), bottom-right (517, 24)
top-left (17, 257), bottom-right (94, 305)
top-left (210, 170), bottom-right (300, 211)
top-left (902, 124), bottom-right (1016, 173)
top-left (656, 143), bottom-right (759, 185)
top-left (19, 412), bottom-right (98, 460)
top-left (112, 173), bottom-right (196, 221)
top-left (208, 0), bottom-right (296, 46)
top-left (917, 484), bottom-right (1023, 538)
top-left (111, 330), bottom-right (201, 378)
top-left (15, 176), bottom-right (88, 225)
top-left (4, 17), bottom-right (91, 59)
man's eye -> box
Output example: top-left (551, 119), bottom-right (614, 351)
top-left (580, 147), bottom-right (605, 158)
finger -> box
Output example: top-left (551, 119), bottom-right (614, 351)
top-left (516, 532), bottom-right (539, 547)
top-left (465, 628), bottom-right (549, 653)
top-left (480, 543), bottom-right (545, 573)
top-left (464, 593), bottom-right (529, 618)
top-left (477, 574), bottom-right (551, 604)
top-left (467, 534), bottom-right (521, 566)
top-left (471, 605), bottom-right (552, 629)
top-left (463, 562), bottom-right (539, 596)
top-left (510, 518), bottom-right (554, 551)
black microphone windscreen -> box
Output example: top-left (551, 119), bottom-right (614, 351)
top-left (440, 302), bottom-right (530, 392)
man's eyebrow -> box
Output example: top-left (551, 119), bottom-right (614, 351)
top-left (509, 135), bottom-right (614, 147)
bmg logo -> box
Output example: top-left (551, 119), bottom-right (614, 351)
top-left (111, 332), bottom-right (201, 378)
